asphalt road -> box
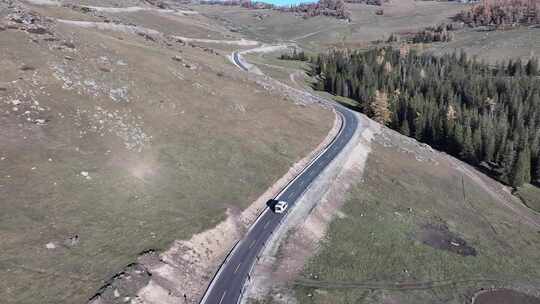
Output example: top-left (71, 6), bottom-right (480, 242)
top-left (199, 52), bottom-right (358, 304)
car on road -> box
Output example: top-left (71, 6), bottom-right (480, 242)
top-left (271, 200), bottom-right (288, 214)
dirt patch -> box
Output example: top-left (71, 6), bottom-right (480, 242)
top-left (419, 224), bottom-right (477, 257)
top-left (473, 289), bottom-right (540, 304)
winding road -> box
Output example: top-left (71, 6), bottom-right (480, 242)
top-left (199, 52), bottom-right (358, 304)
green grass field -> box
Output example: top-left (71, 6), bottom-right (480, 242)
top-left (293, 131), bottom-right (540, 304)
top-left (430, 27), bottom-right (540, 63)
top-left (516, 184), bottom-right (540, 213)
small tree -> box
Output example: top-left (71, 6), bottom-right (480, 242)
top-left (534, 153), bottom-right (540, 184)
top-left (400, 119), bottom-right (410, 136)
top-left (370, 90), bottom-right (392, 125)
top-left (511, 147), bottom-right (532, 187)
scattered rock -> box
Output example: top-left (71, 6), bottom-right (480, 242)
top-left (137, 32), bottom-right (156, 42)
top-left (26, 25), bottom-right (49, 35)
top-left (45, 242), bottom-right (56, 249)
top-left (80, 171), bottom-right (91, 180)
top-left (43, 37), bottom-right (59, 42)
top-left (64, 234), bottom-right (80, 247)
top-left (20, 65), bottom-right (35, 71)
top-left (6, 22), bottom-right (20, 30)
top-left (172, 55), bottom-right (183, 62)
top-left (61, 41), bottom-right (76, 49)
top-left (109, 87), bottom-right (129, 102)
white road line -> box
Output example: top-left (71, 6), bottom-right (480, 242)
top-left (263, 220), bottom-right (271, 229)
top-left (218, 291), bottom-right (227, 304)
top-left (234, 262), bottom-right (242, 274)
top-left (248, 239), bottom-right (257, 249)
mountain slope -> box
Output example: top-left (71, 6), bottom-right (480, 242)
top-left (0, 1), bottom-right (333, 303)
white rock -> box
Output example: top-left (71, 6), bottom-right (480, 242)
top-left (81, 171), bottom-right (89, 177)
top-left (114, 289), bottom-right (120, 298)
top-left (45, 242), bottom-right (56, 249)
top-left (11, 99), bottom-right (21, 106)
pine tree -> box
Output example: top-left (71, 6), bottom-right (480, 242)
top-left (400, 119), bottom-right (410, 136)
top-left (485, 132), bottom-right (496, 162)
top-left (500, 141), bottom-right (516, 184)
top-left (461, 125), bottom-right (476, 162)
top-left (511, 147), bottom-right (532, 187)
top-left (310, 47), bottom-right (540, 188)
top-left (472, 128), bottom-right (482, 161)
top-left (534, 152), bottom-right (540, 184)
top-left (526, 57), bottom-right (538, 76)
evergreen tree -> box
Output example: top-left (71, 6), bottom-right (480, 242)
top-left (511, 147), bottom-right (532, 187)
top-left (461, 125), bottom-right (476, 162)
top-left (400, 119), bottom-right (410, 136)
top-left (535, 153), bottom-right (540, 184)
top-left (526, 58), bottom-right (538, 76)
top-left (310, 47), bottom-right (540, 188)
top-left (500, 141), bottom-right (516, 184)
top-left (485, 133), bottom-right (496, 163)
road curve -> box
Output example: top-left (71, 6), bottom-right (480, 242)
top-left (200, 52), bottom-right (358, 304)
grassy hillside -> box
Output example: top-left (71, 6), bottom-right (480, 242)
top-left (192, 0), bottom-right (466, 51)
top-left (0, 1), bottom-right (332, 303)
top-left (294, 128), bottom-right (540, 303)
top-left (516, 184), bottom-right (540, 213)
top-left (192, 0), bottom-right (540, 64)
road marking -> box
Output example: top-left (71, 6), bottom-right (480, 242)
top-left (234, 262), bottom-right (242, 274)
top-left (248, 239), bottom-right (256, 249)
top-left (218, 291), bottom-right (227, 304)
top-left (263, 220), bottom-right (271, 229)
